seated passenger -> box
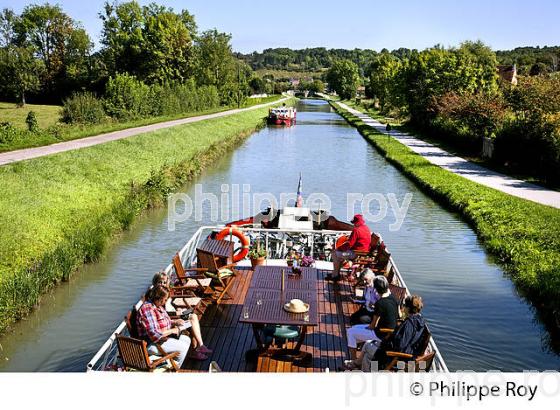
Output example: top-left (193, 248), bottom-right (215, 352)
top-left (349, 269), bottom-right (379, 325)
top-left (368, 294), bottom-right (427, 371)
top-left (150, 272), bottom-right (212, 357)
top-left (351, 295), bottom-right (426, 372)
top-left (345, 276), bottom-right (398, 365)
top-left (326, 214), bottom-right (371, 281)
top-left (136, 286), bottom-right (199, 368)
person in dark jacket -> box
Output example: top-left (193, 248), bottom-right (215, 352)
top-left (370, 295), bottom-right (426, 371)
top-left (326, 214), bottom-right (371, 281)
top-left (348, 294), bottom-right (426, 372)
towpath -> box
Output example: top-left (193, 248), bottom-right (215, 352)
top-left (337, 102), bottom-right (560, 209)
top-left (0, 97), bottom-right (289, 166)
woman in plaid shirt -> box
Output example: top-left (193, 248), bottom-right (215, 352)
top-left (136, 286), bottom-right (195, 367)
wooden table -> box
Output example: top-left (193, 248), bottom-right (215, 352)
top-left (239, 265), bottom-right (319, 352)
top-left (197, 238), bottom-right (233, 266)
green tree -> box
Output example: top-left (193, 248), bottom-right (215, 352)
top-left (99, 1), bottom-right (196, 83)
top-left (326, 59), bottom-right (360, 99)
top-left (249, 76), bottom-right (266, 94)
top-left (193, 29), bottom-right (243, 104)
top-left (403, 44), bottom-right (499, 125)
top-left (10, 3), bottom-right (93, 100)
top-left (312, 79), bottom-right (325, 93)
top-left (456, 40), bottom-right (498, 94)
top-left (0, 46), bottom-right (43, 105)
top-left (367, 52), bottom-right (402, 110)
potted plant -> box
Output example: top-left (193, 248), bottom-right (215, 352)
top-left (248, 242), bottom-right (267, 269)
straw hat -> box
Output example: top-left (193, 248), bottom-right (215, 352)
top-left (283, 298), bottom-right (310, 313)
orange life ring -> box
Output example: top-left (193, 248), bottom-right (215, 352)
top-left (335, 235), bottom-right (349, 250)
top-left (216, 227), bottom-right (250, 262)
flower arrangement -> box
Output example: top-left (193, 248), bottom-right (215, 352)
top-left (286, 250), bottom-right (315, 268)
top-left (300, 255), bottom-right (315, 267)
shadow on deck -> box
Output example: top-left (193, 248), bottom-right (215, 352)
top-left (184, 268), bottom-right (356, 372)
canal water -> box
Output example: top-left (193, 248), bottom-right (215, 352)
top-left (1, 99), bottom-right (559, 372)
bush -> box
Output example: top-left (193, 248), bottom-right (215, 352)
top-left (25, 111), bottom-right (38, 132)
top-left (104, 75), bottom-right (221, 120)
top-left (495, 118), bottom-right (560, 185)
top-left (61, 92), bottom-right (106, 125)
top-left (432, 92), bottom-right (506, 139)
top-left (104, 73), bottom-right (152, 120)
top-left (0, 122), bottom-right (19, 144)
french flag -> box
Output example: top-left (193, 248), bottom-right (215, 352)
top-left (296, 173), bottom-right (303, 207)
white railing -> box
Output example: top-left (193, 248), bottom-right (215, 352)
top-left (87, 225), bottom-right (448, 372)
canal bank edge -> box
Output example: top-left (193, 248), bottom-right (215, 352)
top-left (329, 100), bottom-right (560, 332)
top-left (0, 100), bottom-right (294, 335)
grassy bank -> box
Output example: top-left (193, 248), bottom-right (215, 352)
top-left (331, 101), bottom-right (560, 326)
top-left (0, 102), bottom-right (286, 334)
top-left (0, 95), bottom-right (283, 153)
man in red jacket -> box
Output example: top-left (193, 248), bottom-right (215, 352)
top-left (326, 214), bottom-right (371, 281)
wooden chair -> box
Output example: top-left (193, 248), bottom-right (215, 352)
top-left (350, 235), bottom-right (384, 279)
top-left (125, 308), bottom-right (140, 339)
top-left (388, 284), bottom-right (407, 306)
top-left (116, 334), bottom-right (181, 372)
top-left (170, 253), bottom-right (213, 314)
top-left (371, 247), bottom-right (392, 277)
top-left (192, 249), bottom-right (239, 304)
top-left (172, 253), bottom-right (213, 295)
top-left (383, 326), bottom-right (434, 372)
top-left (354, 233), bottom-right (383, 263)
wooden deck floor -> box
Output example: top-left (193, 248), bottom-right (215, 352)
top-left (184, 267), bottom-right (357, 372)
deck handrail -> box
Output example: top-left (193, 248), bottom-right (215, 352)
top-left (87, 225), bottom-right (449, 372)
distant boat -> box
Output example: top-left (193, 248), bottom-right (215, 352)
top-left (267, 106), bottom-right (296, 126)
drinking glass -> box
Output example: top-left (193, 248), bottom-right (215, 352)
top-left (303, 313), bottom-right (310, 322)
top-left (243, 307), bottom-right (249, 319)
top-left (256, 292), bottom-right (263, 306)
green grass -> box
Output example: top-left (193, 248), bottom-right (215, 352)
top-left (0, 95), bottom-right (285, 153)
top-left (0, 102), bottom-right (62, 129)
top-left (331, 101), bottom-right (560, 326)
top-left (0, 100), bottom-right (294, 334)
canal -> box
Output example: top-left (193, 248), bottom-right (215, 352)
top-left (1, 99), bottom-right (559, 371)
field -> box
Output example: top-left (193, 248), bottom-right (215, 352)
top-left (0, 102), bottom-right (61, 129)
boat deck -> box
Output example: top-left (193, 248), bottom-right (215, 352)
top-left (184, 267), bottom-right (355, 372)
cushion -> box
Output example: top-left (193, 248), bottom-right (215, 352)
top-left (205, 268), bottom-right (234, 279)
top-left (185, 278), bottom-right (212, 288)
top-left (273, 325), bottom-right (300, 339)
top-left (173, 297), bottom-right (201, 308)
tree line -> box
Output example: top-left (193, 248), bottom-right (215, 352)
top-left (238, 47), bottom-right (377, 72)
top-left (0, 1), bottom-right (259, 108)
top-left (327, 41), bottom-right (560, 185)
top-left (240, 45), bottom-right (560, 76)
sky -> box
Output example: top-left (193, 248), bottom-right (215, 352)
top-left (2, 0), bottom-right (559, 53)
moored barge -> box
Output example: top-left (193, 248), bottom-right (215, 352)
top-left (267, 106), bottom-right (296, 125)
